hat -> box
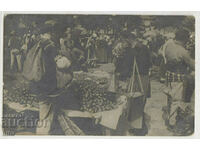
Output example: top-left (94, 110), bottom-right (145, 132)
top-left (41, 33), bottom-right (51, 39)
top-left (65, 27), bottom-right (71, 34)
top-left (75, 25), bottom-right (85, 32)
top-left (10, 30), bottom-right (15, 35)
top-left (92, 33), bottom-right (97, 38)
top-left (45, 20), bottom-right (57, 26)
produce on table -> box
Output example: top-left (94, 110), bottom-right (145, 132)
top-left (3, 85), bottom-right (39, 107)
top-left (73, 70), bottom-right (118, 113)
top-left (4, 68), bottom-right (117, 114)
top-left (73, 78), bottom-right (117, 113)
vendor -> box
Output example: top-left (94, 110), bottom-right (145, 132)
top-left (28, 31), bottom-right (58, 135)
top-left (128, 35), bottom-right (152, 136)
top-left (112, 31), bottom-right (133, 81)
top-left (33, 33), bottom-right (76, 135)
top-left (23, 26), bottom-right (74, 135)
top-left (35, 31), bottom-right (82, 135)
top-left (112, 30), bottom-right (152, 135)
top-left (95, 30), bottom-right (108, 63)
top-left (160, 29), bottom-right (195, 128)
top-left (54, 51), bottom-right (80, 111)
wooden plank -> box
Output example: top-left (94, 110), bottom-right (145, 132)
top-left (62, 110), bottom-right (93, 118)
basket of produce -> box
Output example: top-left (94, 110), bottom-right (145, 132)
top-left (126, 57), bottom-right (145, 128)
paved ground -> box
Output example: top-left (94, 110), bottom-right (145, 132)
top-left (145, 80), bottom-right (173, 136)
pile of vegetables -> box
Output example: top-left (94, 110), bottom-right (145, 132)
top-left (73, 78), bottom-right (117, 113)
top-left (3, 86), bottom-right (39, 107)
top-left (4, 69), bottom-right (117, 113)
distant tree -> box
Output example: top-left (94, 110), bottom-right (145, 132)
top-left (182, 16), bottom-right (195, 32)
top-left (152, 16), bottom-right (185, 29)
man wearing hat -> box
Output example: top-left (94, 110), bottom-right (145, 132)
top-left (22, 26), bottom-right (60, 135)
top-left (128, 32), bottom-right (152, 136)
top-left (112, 30), bottom-right (151, 135)
top-left (27, 27), bottom-right (75, 135)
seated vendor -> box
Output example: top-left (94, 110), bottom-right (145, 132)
top-left (54, 54), bottom-right (81, 111)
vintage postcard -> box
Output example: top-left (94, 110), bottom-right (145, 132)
top-left (2, 13), bottom-right (195, 136)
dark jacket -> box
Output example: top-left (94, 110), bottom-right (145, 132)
top-left (134, 42), bottom-right (152, 75)
top-left (114, 40), bottom-right (151, 80)
top-left (29, 39), bottom-right (58, 97)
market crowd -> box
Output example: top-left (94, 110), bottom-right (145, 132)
top-left (4, 16), bottom-right (195, 136)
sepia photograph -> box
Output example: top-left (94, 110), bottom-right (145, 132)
top-left (2, 14), bottom-right (195, 136)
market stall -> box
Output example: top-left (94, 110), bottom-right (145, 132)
top-left (3, 63), bottom-right (132, 135)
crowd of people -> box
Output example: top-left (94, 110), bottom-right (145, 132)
top-left (4, 16), bottom-right (195, 135)
top-left (6, 22), bottom-right (169, 74)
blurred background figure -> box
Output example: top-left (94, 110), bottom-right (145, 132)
top-left (8, 31), bottom-right (22, 72)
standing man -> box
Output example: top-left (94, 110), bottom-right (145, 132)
top-left (112, 31), bottom-right (133, 81)
top-left (36, 32), bottom-right (58, 135)
top-left (23, 29), bottom-right (58, 135)
top-left (112, 31), bottom-right (152, 135)
top-left (161, 29), bottom-right (195, 129)
top-left (8, 31), bottom-right (22, 72)
top-left (128, 35), bottom-right (152, 136)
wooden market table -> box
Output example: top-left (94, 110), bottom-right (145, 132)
top-left (3, 98), bottom-right (127, 136)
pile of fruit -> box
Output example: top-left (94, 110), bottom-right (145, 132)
top-left (3, 86), bottom-right (39, 107)
top-left (4, 70), bottom-right (117, 113)
top-left (73, 78), bottom-right (117, 113)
